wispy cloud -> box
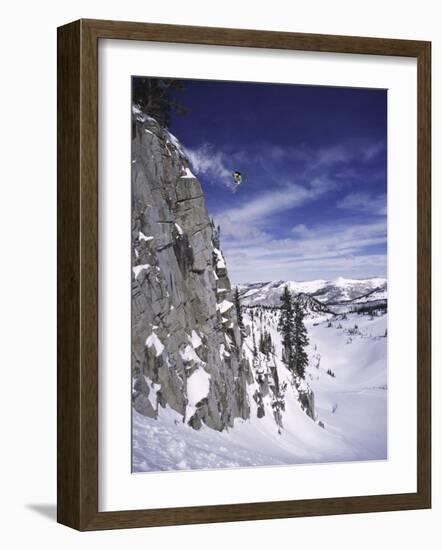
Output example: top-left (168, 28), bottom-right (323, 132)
top-left (221, 183), bottom-right (324, 223)
top-left (316, 144), bottom-right (350, 166)
top-left (221, 219), bottom-right (387, 283)
top-left (229, 252), bottom-right (387, 283)
top-left (288, 220), bottom-right (387, 255)
top-left (263, 139), bottom-right (385, 171)
top-left (337, 192), bottom-right (387, 216)
top-left (225, 220), bottom-right (386, 258)
top-left (361, 140), bottom-right (386, 162)
top-left (185, 138), bottom-right (385, 191)
top-left (185, 144), bottom-right (232, 187)
top-left (216, 178), bottom-right (334, 239)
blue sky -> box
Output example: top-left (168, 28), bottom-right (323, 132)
top-left (168, 79), bottom-right (387, 283)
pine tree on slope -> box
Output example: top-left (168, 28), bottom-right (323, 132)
top-left (278, 285), bottom-right (296, 375)
top-left (293, 298), bottom-right (309, 379)
top-left (278, 286), bottom-right (309, 380)
top-left (234, 287), bottom-right (244, 333)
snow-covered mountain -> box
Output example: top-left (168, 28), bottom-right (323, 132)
top-left (237, 277), bottom-right (387, 312)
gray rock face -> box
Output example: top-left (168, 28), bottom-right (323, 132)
top-left (296, 384), bottom-right (315, 420)
top-left (131, 114), bottom-right (251, 431)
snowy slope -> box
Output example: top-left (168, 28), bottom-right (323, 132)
top-left (133, 305), bottom-right (387, 472)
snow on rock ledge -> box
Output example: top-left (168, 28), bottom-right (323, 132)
top-left (145, 333), bottom-right (164, 357)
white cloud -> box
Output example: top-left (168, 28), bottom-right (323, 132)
top-left (292, 224), bottom-right (308, 235)
top-left (362, 140), bottom-right (386, 161)
top-left (229, 252), bottom-right (387, 283)
top-left (316, 144), bottom-right (350, 166)
top-left (221, 220), bottom-right (387, 283)
top-left (336, 192), bottom-right (387, 215)
top-left (221, 185), bottom-right (311, 222)
top-left (215, 179), bottom-right (334, 239)
top-left (185, 144), bottom-right (232, 187)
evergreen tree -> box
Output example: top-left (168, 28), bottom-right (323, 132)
top-left (293, 298), bottom-right (309, 379)
top-left (234, 287), bottom-right (244, 333)
top-left (259, 330), bottom-right (272, 357)
top-left (212, 224), bottom-right (220, 249)
top-left (278, 286), bottom-right (296, 374)
top-left (278, 287), bottom-right (309, 379)
top-left (252, 318), bottom-right (258, 360)
top-left (133, 77), bottom-right (189, 128)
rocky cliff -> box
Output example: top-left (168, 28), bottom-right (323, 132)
top-left (131, 107), bottom-right (317, 434)
top-left (131, 109), bottom-right (252, 431)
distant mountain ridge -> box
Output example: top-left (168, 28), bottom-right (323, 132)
top-left (237, 277), bottom-right (387, 312)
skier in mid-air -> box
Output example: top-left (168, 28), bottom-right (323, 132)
top-left (231, 171), bottom-right (242, 192)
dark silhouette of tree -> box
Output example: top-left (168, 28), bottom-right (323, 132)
top-left (250, 310), bottom-right (258, 361)
top-left (212, 223), bottom-right (220, 249)
top-left (293, 297), bottom-right (309, 379)
top-left (278, 286), bottom-right (296, 374)
top-left (278, 286), bottom-right (309, 379)
top-left (259, 330), bottom-right (273, 358)
top-left (133, 77), bottom-right (189, 128)
top-left (234, 287), bottom-right (244, 333)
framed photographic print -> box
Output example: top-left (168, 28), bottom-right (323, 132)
top-left (57, 19), bottom-right (431, 530)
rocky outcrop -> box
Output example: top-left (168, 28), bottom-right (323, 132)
top-left (131, 110), bottom-right (251, 431)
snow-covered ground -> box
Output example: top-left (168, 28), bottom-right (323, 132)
top-left (305, 312), bottom-right (387, 460)
top-left (132, 305), bottom-right (387, 473)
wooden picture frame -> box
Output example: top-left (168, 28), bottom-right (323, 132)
top-left (57, 19), bottom-right (431, 531)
